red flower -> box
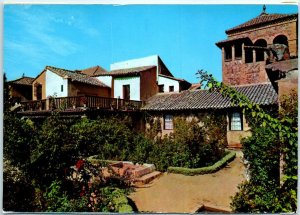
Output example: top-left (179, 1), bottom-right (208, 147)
top-left (76, 159), bottom-right (85, 170)
top-left (80, 190), bottom-right (85, 197)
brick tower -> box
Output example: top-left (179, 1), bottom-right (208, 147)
top-left (216, 6), bottom-right (298, 86)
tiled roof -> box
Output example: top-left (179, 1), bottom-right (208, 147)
top-left (216, 37), bottom-right (250, 48)
top-left (226, 13), bottom-right (298, 34)
top-left (189, 83), bottom-right (201, 91)
top-left (79, 65), bottom-right (108, 76)
top-left (265, 58), bottom-right (298, 73)
top-left (9, 76), bottom-right (35, 86)
top-left (45, 66), bottom-right (109, 87)
top-left (142, 83), bottom-right (277, 111)
top-left (96, 66), bottom-right (156, 77)
top-left (158, 74), bottom-right (185, 82)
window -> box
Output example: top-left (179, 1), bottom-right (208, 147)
top-left (158, 84), bottom-right (164, 93)
top-left (244, 40), bottom-right (254, 63)
top-left (230, 112), bottom-right (243, 131)
top-left (61, 85), bottom-right (64, 92)
top-left (169, 86), bottom-right (174, 92)
top-left (254, 39), bottom-right (267, 62)
top-left (235, 43), bottom-right (242, 59)
top-left (245, 48), bottom-right (253, 63)
top-left (36, 84), bottom-right (42, 100)
top-left (164, 115), bottom-right (173, 130)
top-left (224, 45), bottom-right (232, 60)
top-left (123, 85), bottom-right (130, 100)
top-left (273, 35), bottom-right (288, 47)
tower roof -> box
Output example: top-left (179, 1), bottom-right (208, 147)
top-left (225, 12), bottom-right (298, 34)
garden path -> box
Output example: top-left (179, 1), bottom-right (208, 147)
top-left (129, 151), bottom-right (245, 213)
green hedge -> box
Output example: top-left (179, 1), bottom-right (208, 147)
top-left (167, 151), bottom-right (236, 176)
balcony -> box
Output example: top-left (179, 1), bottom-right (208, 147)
top-left (19, 96), bottom-right (144, 113)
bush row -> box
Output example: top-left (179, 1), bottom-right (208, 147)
top-left (167, 151), bottom-right (236, 176)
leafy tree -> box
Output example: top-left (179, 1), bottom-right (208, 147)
top-left (30, 115), bottom-right (78, 186)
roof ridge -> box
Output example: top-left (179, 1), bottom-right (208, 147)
top-left (111, 65), bottom-right (156, 72)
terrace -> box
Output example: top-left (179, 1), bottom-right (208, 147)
top-left (17, 96), bottom-right (144, 115)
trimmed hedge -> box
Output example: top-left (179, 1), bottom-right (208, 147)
top-left (167, 151), bottom-right (236, 176)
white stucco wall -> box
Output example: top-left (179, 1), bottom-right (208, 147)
top-left (46, 70), bottom-right (68, 97)
top-left (110, 55), bottom-right (158, 70)
top-left (96, 76), bottom-right (112, 87)
top-left (114, 76), bottom-right (140, 101)
top-left (158, 76), bottom-right (180, 92)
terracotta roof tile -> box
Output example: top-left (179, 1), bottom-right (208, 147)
top-left (46, 66), bottom-right (109, 87)
top-left (226, 13), bottom-right (298, 34)
top-left (158, 74), bottom-right (186, 82)
top-left (9, 76), bottom-right (35, 86)
top-left (142, 83), bottom-right (277, 111)
top-left (216, 37), bottom-right (251, 48)
top-left (79, 65), bottom-right (108, 76)
top-left (96, 66), bottom-right (156, 77)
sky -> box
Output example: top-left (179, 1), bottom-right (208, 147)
top-left (4, 4), bottom-right (298, 83)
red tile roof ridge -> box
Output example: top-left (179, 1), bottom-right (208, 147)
top-left (78, 65), bottom-right (108, 76)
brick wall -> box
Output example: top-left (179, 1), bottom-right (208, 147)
top-left (222, 19), bottom-right (297, 85)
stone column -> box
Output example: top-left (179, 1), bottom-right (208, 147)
top-left (232, 45), bottom-right (235, 61)
top-left (264, 50), bottom-right (268, 61)
top-left (253, 49), bottom-right (256, 63)
top-left (222, 47), bottom-right (225, 62)
top-left (242, 43), bottom-right (245, 63)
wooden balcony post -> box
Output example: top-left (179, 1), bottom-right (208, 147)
top-left (46, 98), bottom-right (50, 110)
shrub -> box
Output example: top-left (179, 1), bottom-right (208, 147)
top-left (71, 117), bottom-right (134, 161)
top-left (3, 159), bottom-right (35, 212)
top-left (3, 113), bottom-right (35, 171)
top-left (167, 151), bottom-right (236, 175)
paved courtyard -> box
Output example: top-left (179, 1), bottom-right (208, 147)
top-left (129, 152), bottom-right (246, 213)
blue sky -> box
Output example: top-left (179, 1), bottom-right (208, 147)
top-left (4, 4), bottom-right (298, 83)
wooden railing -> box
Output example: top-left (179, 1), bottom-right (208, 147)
top-left (20, 96), bottom-right (144, 112)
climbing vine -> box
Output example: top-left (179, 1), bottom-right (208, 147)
top-left (196, 70), bottom-right (297, 212)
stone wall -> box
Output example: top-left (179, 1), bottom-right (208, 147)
top-left (145, 111), bottom-right (251, 148)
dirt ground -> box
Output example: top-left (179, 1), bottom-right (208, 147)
top-left (129, 152), bottom-right (246, 213)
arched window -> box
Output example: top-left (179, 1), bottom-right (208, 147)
top-left (254, 39), bottom-right (267, 62)
top-left (273, 35), bottom-right (288, 46)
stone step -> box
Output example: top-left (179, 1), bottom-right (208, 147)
top-left (132, 166), bottom-right (153, 178)
top-left (133, 171), bottom-right (162, 185)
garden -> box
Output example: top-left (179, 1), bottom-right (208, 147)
top-left (3, 108), bottom-right (229, 212)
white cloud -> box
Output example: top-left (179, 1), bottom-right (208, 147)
top-left (5, 5), bottom-right (99, 59)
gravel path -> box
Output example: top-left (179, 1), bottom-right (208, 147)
top-left (129, 154), bottom-right (246, 213)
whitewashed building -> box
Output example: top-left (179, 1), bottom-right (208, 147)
top-left (96, 55), bottom-right (191, 101)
